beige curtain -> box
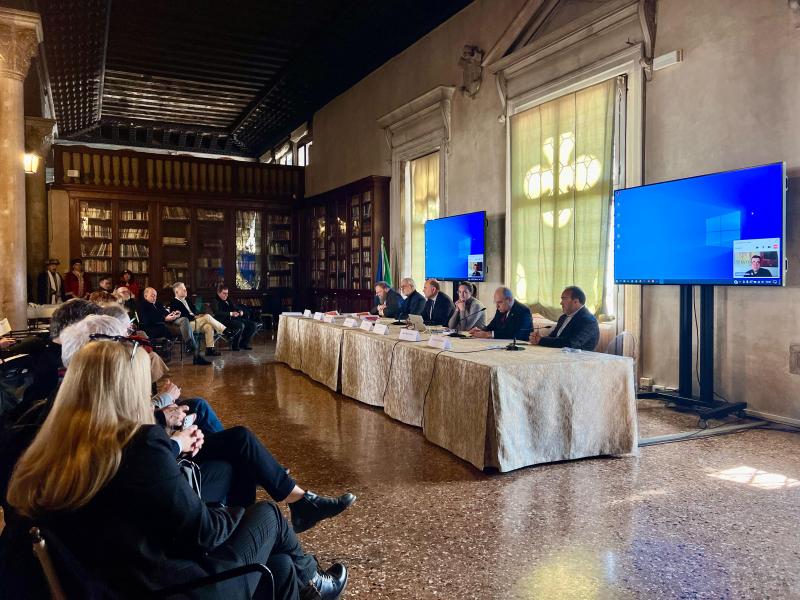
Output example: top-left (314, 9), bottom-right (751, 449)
top-left (409, 152), bottom-right (440, 285)
top-left (510, 79), bottom-right (616, 320)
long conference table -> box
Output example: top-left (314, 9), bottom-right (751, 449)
top-left (275, 315), bottom-right (638, 472)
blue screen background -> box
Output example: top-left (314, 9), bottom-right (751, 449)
top-left (614, 163), bottom-right (784, 285)
top-left (425, 211), bottom-right (486, 281)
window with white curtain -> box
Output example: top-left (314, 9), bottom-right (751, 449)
top-left (400, 151), bottom-right (440, 285)
top-left (510, 78), bottom-right (619, 320)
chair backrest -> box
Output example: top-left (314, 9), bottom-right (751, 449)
top-left (605, 331), bottom-right (637, 359)
top-left (29, 525), bottom-right (121, 599)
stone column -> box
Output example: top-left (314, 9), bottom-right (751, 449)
top-left (0, 8), bottom-right (41, 329)
top-left (25, 116), bottom-right (56, 299)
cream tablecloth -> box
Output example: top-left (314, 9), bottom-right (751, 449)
top-left (276, 316), bottom-right (637, 471)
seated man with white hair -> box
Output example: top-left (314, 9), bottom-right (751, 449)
top-left (137, 286), bottom-right (211, 365)
top-left (168, 282), bottom-right (228, 357)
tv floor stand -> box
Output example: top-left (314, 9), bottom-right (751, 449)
top-left (638, 284), bottom-right (747, 427)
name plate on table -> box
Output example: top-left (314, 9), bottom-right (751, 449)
top-left (303, 309), bottom-right (312, 317)
top-left (428, 335), bottom-right (452, 350)
top-left (398, 328), bottom-right (420, 342)
top-left (373, 323), bottom-right (388, 335)
top-left (313, 312), bottom-right (323, 321)
top-left (343, 318), bottom-right (358, 328)
top-left (323, 314), bottom-right (335, 323)
top-left (359, 320), bottom-right (374, 332)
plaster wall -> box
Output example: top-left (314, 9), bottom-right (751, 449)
top-left (306, 0), bottom-right (528, 300)
top-left (642, 0), bottom-right (800, 420)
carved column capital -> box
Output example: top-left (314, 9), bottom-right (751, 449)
top-left (0, 8), bottom-right (43, 81)
top-left (25, 116), bottom-right (56, 155)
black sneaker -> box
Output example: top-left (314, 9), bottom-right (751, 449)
top-left (289, 491), bottom-right (356, 534)
top-left (205, 348), bottom-right (221, 356)
top-left (193, 355), bottom-right (212, 366)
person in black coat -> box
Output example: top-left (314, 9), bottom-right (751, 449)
top-left (470, 286), bottom-right (533, 341)
top-left (421, 278), bottom-right (455, 327)
top-left (35, 259), bottom-right (65, 304)
top-left (211, 285), bottom-right (258, 350)
top-left (369, 281), bottom-right (401, 318)
top-left (530, 286), bottom-right (599, 351)
top-left (397, 277), bottom-right (426, 320)
top-left (3, 341), bottom-right (349, 600)
top-left (137, 287), bottom-right (211, 365)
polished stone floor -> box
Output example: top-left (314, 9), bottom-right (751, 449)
top-left (170, 342), bottom-right (800, 599)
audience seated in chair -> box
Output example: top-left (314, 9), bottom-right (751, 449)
top-left (211, 285), bottom-right (258, 351)
top-left (169, 282), bottom-right (230, 357)
top-left (3, 340), bottom-right (349, 599)
top-left (137, 286), bottom-right (211, 365)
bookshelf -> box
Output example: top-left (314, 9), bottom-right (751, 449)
top-left (196, 208), bottom-right (226, 291)
top-left (161, 205), bottom-right (191, 289)
top-left (300, 176), bottom-right (389, 313)
top-left (118, 203), bottom-right (150, 287)
top-left (79, 200), bottom-right (113, 289)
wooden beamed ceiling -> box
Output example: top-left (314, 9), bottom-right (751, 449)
top-left (37, 0), bottom-right (474, 157)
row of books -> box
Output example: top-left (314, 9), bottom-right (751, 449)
top-left (351, 266), bottom-right (373, 278)
top-left (267, 214), bottom-right (291, 225)
top-left (267, 275), bottom-right (292, 287)
top-left (197, 209), bottom-right (224, 221)
top-left (83, 242), bottom-right (112, 257)
top-left (120, 210), bottom-right (148, 220)
top-left (163, 236), bottom-right (188, 245)
top-left (82, 258), bottom-right (111, 272)
top-left (120, 243), bottom-right (149, 258)
top-left (267, 260), bottom-right (291, 271)
top-left (198, 257), bottom-right (224, 268)
top-left (81, 207), bottom-right (112, 220)
top-left (81, 225), bottom-right (112, 238)
top-left (120, 259), bottom-right (148, 273)
top-left (120, 228), bottom-right (149, 239)
top-left (350, 236), bottom-right (371, 249)
top-left (268, 242), bottom-right (290, 255)
top-left (163, 206), bottom-right (191, 219)
top-left (267, 230), bottom-right (291, 241)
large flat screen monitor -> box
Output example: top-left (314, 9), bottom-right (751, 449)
top-left (614, 162), bottom-right (786, 286)
top-left (425, 211), bottom-right (486, 282)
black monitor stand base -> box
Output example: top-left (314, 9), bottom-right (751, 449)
top-left (638, 284), bottom-right (747, 427)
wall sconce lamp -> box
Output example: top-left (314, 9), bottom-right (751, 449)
top-left (24, 152), bottom-right (40, 174)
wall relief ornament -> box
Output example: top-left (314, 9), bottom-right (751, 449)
top-left (458, 45), bottom-right (484, 98)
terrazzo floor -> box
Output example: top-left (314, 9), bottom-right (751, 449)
top-left (170, 340), bottom-right (800, 600)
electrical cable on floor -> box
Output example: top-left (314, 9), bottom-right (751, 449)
top-left (639, 417), bottom-right (754, 447)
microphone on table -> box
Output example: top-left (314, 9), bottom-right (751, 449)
top-left (505, 325), bottom-right (551, 351)
top-left (448, 307), bottom-right (486, 338)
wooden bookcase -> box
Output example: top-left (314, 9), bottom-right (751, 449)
top-left (299, 176), bottom-right (389, 313)
top-left (59, 145), bottom-right (301, 313)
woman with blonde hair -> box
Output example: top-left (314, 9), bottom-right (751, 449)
top-left (6, 340), bottom-right (348, 599)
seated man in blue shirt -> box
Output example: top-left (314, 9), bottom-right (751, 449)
top-left (530, 286), bottom-right (599, 351)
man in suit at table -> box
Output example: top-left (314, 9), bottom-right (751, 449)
top-left (530, 286), bottom-right (599, 351)
top-left (397, 277), bottom-right (426, 319)
top-left (370, 281), bottom-right (401, 318)
top-left (470, 286), bottom-right (532, 340)
top-left (421, 278), bottom-right (455, 327)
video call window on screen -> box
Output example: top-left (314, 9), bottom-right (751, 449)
top-left (613, 162), bottom-right (785, 287)
top-left (425, 211), bottom-right (486, 282)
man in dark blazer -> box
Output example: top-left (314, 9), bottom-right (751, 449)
top-left (397, 277), bottom-right (426, 320)
top-left (530, 286), bottom-right (599, 351)
top-left (421, 278), bottom-right (455, 327)
top-left (370, 281), bottom-right (401, 318)
top-left (470, 286), bottom-right (532, 340)
top-left (137, 287), bottom-right (211, 365)
top-left (36, 259), bottom-right (65, 304)
top-left (211, 285), bottom-right (257, 350)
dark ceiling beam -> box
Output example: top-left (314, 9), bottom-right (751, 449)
top-left (106, 60), bottom-right (265, 89)
top-left (102, 109), bottom-right (234, 128)
top-left (102, 87), bottom-right (248, 110)
top-left (96, 0), bottom-right (112, 120)
top-left (104, 70), bottom-right (257, 97)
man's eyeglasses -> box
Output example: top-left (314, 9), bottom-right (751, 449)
top-left (88, 333), bottom-right (152, 361)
